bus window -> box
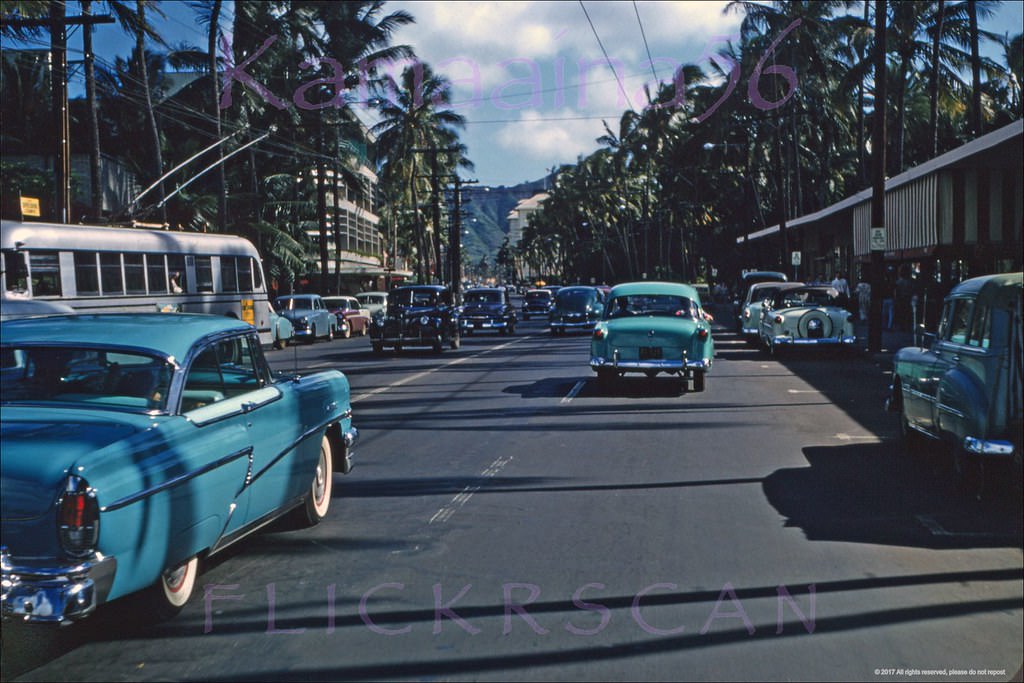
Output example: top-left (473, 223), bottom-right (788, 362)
top-left (196, 256), bottom-right (213, 293)
top-left (30, 252), bottom-right (61, 296)
top-left (124, 253), bottom-right (146, 294)
top-left (100, 253), bottom-right (123, 295)
top-left (147, 254), bottom-right (167, 294)
top-left (221, 256), bottom-right (238, 293)
top-left (168, 255), bottom-right (187, 293)
top-left (252, 258), bottom-right (263, 290)
top-left (238, 257), bottom-right (253, 293)
top-left (4, 250), bottom-right (28, 293)
top-left (74, 252), bottom-right (100, 295)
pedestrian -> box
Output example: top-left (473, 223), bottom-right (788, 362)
top-left (856, 279), bottom-right (871, 321)
top-left (831, 271), bottom-right (851, 309)
top-left (170, 272), bottom-right (183, 293)
top-left (893, 265), bottom-right (914, 332)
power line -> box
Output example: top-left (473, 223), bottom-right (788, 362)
top-left (577, 0), bottom-right (634, 112)
top-left (633, 0), bottom-right (661, 89)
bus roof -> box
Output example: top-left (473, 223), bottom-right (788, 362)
top-left (1, 220), bottom-right (261, 258)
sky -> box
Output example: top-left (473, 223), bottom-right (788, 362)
top-left (12, 0), bottom-right (1024, 188)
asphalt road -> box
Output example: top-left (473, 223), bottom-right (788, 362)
top-left (4, 308), bottom-right (1022, 682)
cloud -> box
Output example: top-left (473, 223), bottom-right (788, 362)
top-left (385, 1), bottom-right (744, 185)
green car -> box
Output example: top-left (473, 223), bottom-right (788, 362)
top-left (887, 272), bottom-right (1023, 498)
top-left (590, 281), bottom-right (714, 391)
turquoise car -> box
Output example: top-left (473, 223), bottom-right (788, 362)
top-left (887, 272), bottom-right (1023, 498)
top-left (590, 281), bottom-right (714, 391)
top-left (1, 314), bottom-right (357, 623)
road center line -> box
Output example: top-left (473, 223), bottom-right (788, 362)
top-left (561, 380), bottom-right (586, 404)
top-left (429, 455), bottom-right (514, 525)
top-left (352, 335), bottom-right (532, 403)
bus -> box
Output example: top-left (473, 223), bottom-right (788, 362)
top-left (1, 220), bottom-right (273, 344)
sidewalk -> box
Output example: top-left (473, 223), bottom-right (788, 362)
top-left (852, 319), bottom-right (916, 370)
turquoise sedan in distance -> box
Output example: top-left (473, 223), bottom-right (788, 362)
top-left (590, 281), bottom-right (714, 391)
top-left (1, 313), bottom-right (357, 623)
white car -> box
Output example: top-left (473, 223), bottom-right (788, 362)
top-left (356, 291), bottom-right (388, 318)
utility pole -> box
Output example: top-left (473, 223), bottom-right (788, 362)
top-left (449, 176), bottom-right (477, 302)
top-left (869, 0), bottom-right (888, 353)
top-left (2, 7), bottom-right (114, 223)
top-left (412, 146), bottom-right (460, 285)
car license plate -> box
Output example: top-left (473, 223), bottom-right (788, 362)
top-left (639, 346), bottom-right (662, 360)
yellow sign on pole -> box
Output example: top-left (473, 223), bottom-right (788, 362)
top-left (241, 298), bottom-right (255, 325)
top-left (20, 196), bottom-right (41, 217)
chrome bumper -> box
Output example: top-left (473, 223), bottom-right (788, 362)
top-left (590, 355), bottom-right (712, 372)
top-left (770, 335), bottom-right (856, 345)
top-left (552, 320), bottom-right (596, 329)
top-left (1, 548), bottom-right (117, 624)
top-left (461, 319), bottom-right (509, 329)
top-left (962, 436), bottom-right (1015, 457)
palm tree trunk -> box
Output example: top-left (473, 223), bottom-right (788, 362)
top-left (968, 0), bottom-right (982, 136)
top-left (82, 0), bottom-right (102, 221)
top-left (208, 0), bottom-right (226, 231)
top-left (137, 0), bottom-right (166, 225)
top-left (929, 0), bottom-right (945, 156)
top-left (895, 55), bottom-right (909, 174)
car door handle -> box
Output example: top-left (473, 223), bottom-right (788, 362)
top-left (951, 355), bottom-right (960, 363)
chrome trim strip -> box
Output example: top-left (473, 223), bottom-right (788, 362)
top-left (101, 447), bottom-right (253, 512)
top-left (936, 402), bottom-right (966, 419)
top-left (249, 411), bottom-right (353, 485)
top-left (771, 336), bottom-right (856, 345)
top-left (962, 437), bottom-right (1015, 456)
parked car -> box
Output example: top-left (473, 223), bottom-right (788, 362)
top-left (887, 272), bottom-right (1023, 497)
top-left (267, 301), bottom-right (295, 350)
top-left (0, 313), bottom-right (357, 623)
top-left (758, 285), bottom-right (855, 355)
top-left (522, 288), bottom-right (554, 320)
top-left (734, 271), bottom-right (789, 332)
top-left (460, 287), bottom-right (517, 335)
top-left (355, 291), bottom-right (388, 319)
top-left (370, 284), bottom-right (460, 354)
top-left (323, 295), bottom-right (371, 338)
top-left (274, 294), bottom-right (338, 343)
top-left (590, 281), bottom-right (714, 391)
top-left (738, 282), bottom-right (806, 341)
top-left (550, 285), bottom-right (604, 335)
top-left (0, 293), bottom-right (75, 321)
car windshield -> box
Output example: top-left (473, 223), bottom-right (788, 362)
top-left (392, 289), bottom-right (439, 306)
top-left (555, 289), bottom-right (594, 307)
top-left (275, 297), bottom-right (312, 310)
top-left (607, 294), bottom-right (697, 319)
top-left (1, 346), bottom-right (173, 412)
top-left (776, 289), bottom-right (838, 308)
top-left (465, 291), bottom-right (501, 303)
top-left (525, 291), bottom-right (551, 302)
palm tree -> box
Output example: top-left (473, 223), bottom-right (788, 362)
top-left (372, 62), bottom-right (470, 283)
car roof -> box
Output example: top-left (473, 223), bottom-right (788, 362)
top-left (742, 271), bottom-right (788, 282)
top-left (394, 284), bottom-right (448, 292)
top-left (609, 281), bottom-right (700, 299)
top-left (0, 313), bottom-right (253, 362)
top-left (949, 272), bottom-right (1022, 304)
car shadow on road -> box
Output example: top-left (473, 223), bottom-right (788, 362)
top-left (762, 442), bottom-right (1023, 549)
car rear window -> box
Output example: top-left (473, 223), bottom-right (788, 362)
top-left (1, 346), bottom-right (172, 411)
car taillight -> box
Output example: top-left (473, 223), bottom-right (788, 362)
top-left (57, 475), bottom-right (99, 558)
top-left (697, 328), bottom-right (709, 341)
top-left (593, 328), bottom-right (606, 340)
top-left (774, 315), bottom-right (784, 324)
